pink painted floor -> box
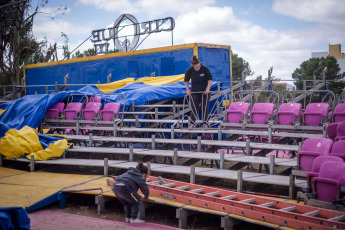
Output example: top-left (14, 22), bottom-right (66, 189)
top-left (28, 210), bottom-right (180, 230)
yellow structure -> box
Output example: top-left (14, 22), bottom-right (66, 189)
top-left (329, 44), bottom-right (345, 59)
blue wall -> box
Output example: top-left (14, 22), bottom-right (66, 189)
top-left (25, 45), bottom-right (230, 94)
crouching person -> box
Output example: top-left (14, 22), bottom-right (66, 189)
top-left (113, 161), bottom-right (150, 224)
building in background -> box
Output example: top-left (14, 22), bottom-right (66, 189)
top-left (312, 44), bottom-right (345, 73)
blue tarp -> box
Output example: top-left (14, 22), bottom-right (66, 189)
top-left (0, 81), bottom-right (218, 138)
top-left (0, 207), bottom-right (30, 230)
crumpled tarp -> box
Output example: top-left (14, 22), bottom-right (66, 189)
top-left (0, 75), bottom-right (218, 138)
top-left (0, 126), bottom-right (68, 161)
top-left (0, 207), bottom-right (30, 230)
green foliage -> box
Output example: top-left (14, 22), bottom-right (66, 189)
top-left (231, 52), bottom-right (254, 81)
top-left (0, 0), bottom-right (65, 86)
top-left (292, 56), bottom-right (345, 94)
top-left (71, 48), bottom-right (95, 59)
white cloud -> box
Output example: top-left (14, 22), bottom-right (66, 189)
top-left (78, 0), bottom-right (215, 18)
top-left (167, 6), bottom-right (331, 80)
top-left (273, 0), bottom-right (345, 26)
top-left (33, 19), bottom-right (91, 41)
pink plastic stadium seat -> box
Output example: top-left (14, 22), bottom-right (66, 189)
top-left (330, 140), bottom-right (345, 159)
top-left (46, 102), bottom-right (64, 119)
top-left (303, 103), bottom-right (330, 126)
top-left (333, 103), bottom-right (345, 123)
top-left (82, 102), bottom-right (102, 120)
top-left (251, 103), bottom-right (275, 124)
top-left (306, 155), bottom-right (344, 190)
top-left (88, 96), bottom-right (102, 103)
top-left (101, 103), bottom-right (121, 121)
top-left (312, 161), bottom-right (345, 202)
top-left (335, 122), bottom-right (345, 141)
top-left (227, 102), bottom-right (250, 123)
top-left (276, 103), bottom-right (302, 125)
top-left (64, 102), bottom-right (83, 120)
top-left (326, 123), bottom-right (339, 141)
top-left (297, 138), bottom-right (334, 172)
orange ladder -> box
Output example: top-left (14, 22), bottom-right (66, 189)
top-left (145, 176), bottom-right (345, 230)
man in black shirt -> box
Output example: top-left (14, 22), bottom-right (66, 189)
top-left (184, 55), bottom-right (213, 127)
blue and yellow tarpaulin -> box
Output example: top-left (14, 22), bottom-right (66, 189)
top-left (0, 75), bottom-right (218, 138)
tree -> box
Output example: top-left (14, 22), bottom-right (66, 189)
top-left (71, 48), bottom-right (96, 59)
top-left (0, 0), bottom-right (66, 86)
top-left (231, 52), bottom-right (254, 82)
top-left (292, 56), bottom-right (345, 94)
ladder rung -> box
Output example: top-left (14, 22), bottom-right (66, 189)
top-left (148, 181), bottom-right (160, 185)
top-left (205, 191), bottom-right (220, 197)
top-left (303, 210), bottom-right (320, 217)
top-left (189, 188), bottom-right (204, 193)
top-left (328, 215), bottom-right (345, 222)
top-left (280, 206), bottom-right (296, 212)
top-left (259, 202), bottom-right (275, 207)
top-left (162, 183), bottom-right (176, 187)
top-left (239, 198), bottom-right (256, 204)
top-left (220, 194), bottom-right (237, 200)
top-left (175, 185), bottom-right (190, 190)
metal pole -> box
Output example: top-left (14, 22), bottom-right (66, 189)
top-left (190, 165), bottom-right (195, 184)
top-left (220, 151), bottom-right (225, 169)
top-left (30, 155), bottom-right (35, 172)
top-left (104, 158), bottom-right (108, 177)
top-left (173, 148), bottom-right (178, 165)
top-left (129, 144), bottom-right (134, 162)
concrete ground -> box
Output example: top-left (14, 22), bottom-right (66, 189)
top-left (28, 210), bottom-right (181, 230)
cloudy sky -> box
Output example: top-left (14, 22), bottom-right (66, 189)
top-left (31, 0), bottom-right (345, 81)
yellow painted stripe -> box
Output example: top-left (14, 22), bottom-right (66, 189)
top-left (131, 193), bottom-right (138, 202)
top-left (24, 43), bottom-right (231, 69)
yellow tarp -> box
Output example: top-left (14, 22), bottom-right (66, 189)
top-left (96, 78), bottom-right (135, 93)
top-left (134, 74), bottom-right (185, 85)
top-left (0, 109), bottom-right (5, 115)
top-left (95, 74), bottom-right (185, 93)
top-left (0, 126), bottom-right (68, 160)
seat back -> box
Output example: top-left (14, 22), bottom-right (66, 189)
top-left (46, 102), bottom-right (64, 119)
top-left (314, 161), bottom-right (345, 202)
top-left (276, 103), bottom-right (301, 125)
top-left (83, 102), bottom-right (102, 120)
top-left (251, 103), bottom-right (275, 124)
top-left (326, 123), bottom-right (338, 140)
top-left (227, 102), bottom-right (250, 123)
top-left (101, 103), bottom-right (121, 121)
top-left (333, 103), bottom-right (345, 123)
top-left (301, 138), bottom-right (333, 154)
top-left (330, 140), bottom-right (345, 158)
top-left (64, 103), bottom-right (83, 120)
top-left (303, 103), bottom-right (329, 126)
top-left (311, 156), bottom-right (344, 173)
top-left (89, 96), bottom-right (102, 103)
top-left (335, 122), bottom-right (345, 141)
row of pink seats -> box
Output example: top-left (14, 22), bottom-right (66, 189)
top-left (297, 138), bottom-right (345, 172)
top-left (306, 156), bottom-right (345, 202)
top-left (227, 102), bottom-right (345, 126)
top-left (46, 101), bottom-right (120, 122)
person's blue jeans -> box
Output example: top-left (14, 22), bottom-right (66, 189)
top-left (113, 184), bottom-right (141, 219)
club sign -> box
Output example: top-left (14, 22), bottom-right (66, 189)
top-left (91, 14), bottom-right (175, 54)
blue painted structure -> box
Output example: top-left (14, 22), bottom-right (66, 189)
top-left (24, 43), bottom-right (231, 95)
